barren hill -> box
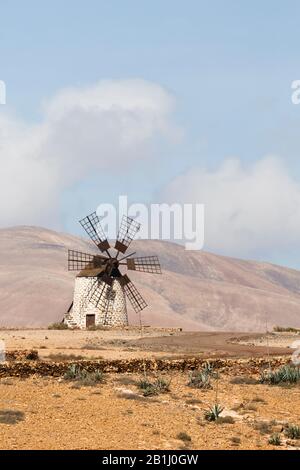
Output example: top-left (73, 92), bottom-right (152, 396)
top-left (1, 226), bottom-right (300, 330)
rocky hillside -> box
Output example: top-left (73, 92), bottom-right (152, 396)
top-left (1, 226), bottom-right (300, 331)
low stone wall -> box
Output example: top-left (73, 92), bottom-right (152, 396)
top-left (0, 355), bottom-right (289, 378)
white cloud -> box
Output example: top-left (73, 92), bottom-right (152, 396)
top-left (0, 79), bottom-right (180, 227)
top-left (162, 156), bottom-right (300, 259)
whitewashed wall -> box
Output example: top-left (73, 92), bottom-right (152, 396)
top-left (65, 277), bottom-right (128, 328)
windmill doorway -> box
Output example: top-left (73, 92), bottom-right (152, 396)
top-left (86, 314), bottom-right (95, 328)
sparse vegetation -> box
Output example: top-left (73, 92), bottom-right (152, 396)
top-left (116, 376), bottom-right (137, 386)
top-left (47, 353), bottom-right (85, 361)
top-left (0, 410), bottom-right (25, 425)
top-left (244, 402), bottom-right (258, 412)
top-left (188, 362), bottom-right (217, 389)
top-left (81, 343), bottom-right (104, 350)
top-left (188, 370), bottom-right (211, 389)
top-left (87, 325), bottom-right (108, 331)
top-left (138, 376), bottom-right (171, 396)
top-left (217, 415), bottom-right (235, 424)
top-left (285, 424), bottom-right (300, 440)
top-left (64, 364), bottom-right (104, 386)
top-left (230, 376), bottom-right (257, 385)
top-left (48, 322), bottom-right (69, 330)
top-left (268, 433), bottom-right (281, 446)
top-left (251, 396), bottom-right (266, 403)
top-left (0, 378), bottom-right (13, 386)
top-left (230, 436), bottom-right (241, 445)
top-left (204, 403), bottom-right (224, 422)
top-left (273, 326), bottom-right (300, 333)
top-left (117, 391), bottom-right (147, 401)
top-left (185, 398), bottom-right (202, 405)
top-left (253, 420), bottom-right (275, 435)
top-left (177, 432), bottom-right (192, 442)
top-left (260, 364), bottom-right (300, 385)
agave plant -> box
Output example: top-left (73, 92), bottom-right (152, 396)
top-left (285, 424), bottom-right (300, 440)
top-left (204, 403), bottom-right (224, 422)
top-left (138, 376), bottom-right (171, 396)
top-left (188, 370), bottom-right (212, 389)
top-left (63, 364), bottom-right (104, 385)
top-left (260, 364), bottom-right (300, 385)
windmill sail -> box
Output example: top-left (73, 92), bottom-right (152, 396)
top-left (126, 256), bottom-right (161, 274)
top-left (115, 216), bottom-right (140, 254)
top-left (79, 278), bottom-right (99, 313)
top-left (89, 281), bottom-right (112, 311)
top-left (79, 212), bottom-right (110, 252)
top-left (120, 274), bottom-right (147, 313)
top-left (68, 249), bottom-right (107, 271)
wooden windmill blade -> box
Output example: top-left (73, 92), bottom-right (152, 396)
top-left (68, 249), bottom-right (108, 271)
top-left (120, 274), bottom-right (147, 313)
top-left (125, 256), bottom-right (162, 274)
top-left (79, 278), bottom-right (100, 313)
top-left (79, 212), bottom-right (111, 253)
top-left (89, 281), bottom-right (112, 311)
top-left (114, 216), bottom-right (141, 255)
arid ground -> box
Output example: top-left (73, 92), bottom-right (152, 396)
top-left (0, 327), bottom-right (294, 360)
top-left (0, 328), bottom-right (299, 450)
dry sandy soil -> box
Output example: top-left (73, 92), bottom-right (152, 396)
top-left (0, 328), bottom-right (299, 450)
top-left (0, 370), bottom-right (299, 450)
top-left (0, 328), bottom-right (293, 361)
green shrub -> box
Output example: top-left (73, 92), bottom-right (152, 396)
top-left (188, 370), bottom-right (211, 389)
top-left (204, 403), bottom-right (224, 422)
top-left (48, 322), bottom-right (69, 330)
top-left (64, 364), bottom-right (104, 386)
top-left (273, 326), bottom-right (300, 333)
top-left (260, 364), bottom-right (300, 385)
top-left (188, 362), bottom-right (217, 389)
top-left (138, 376), bottom-right (170, 396)
top-left (268, 433), bottom-right (281, 446)
top-left (285, 424), bottom-right (300, 440)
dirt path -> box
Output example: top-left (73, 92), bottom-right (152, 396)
top-left (132, 332), bottom-right (292, 358)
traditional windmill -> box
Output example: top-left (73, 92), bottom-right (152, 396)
top-left (64, 211), bottom-right (161, 328)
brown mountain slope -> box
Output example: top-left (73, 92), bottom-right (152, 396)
top-left (1, 226), bottom-right (300, 330)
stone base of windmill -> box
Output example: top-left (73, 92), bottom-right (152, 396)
top-left (64, 277), bottom-right (128, 329)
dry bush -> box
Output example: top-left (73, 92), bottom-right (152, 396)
top-left (0, 410), bottom-right (25, 425)
top-left (48, 322), bottom-right (69, 330)
top-left (47, 353), bottom-right (85, 361)
top-left (230, 376), bottom-right (257, 385)
top-left (177, 432), bottom-right (192, 442)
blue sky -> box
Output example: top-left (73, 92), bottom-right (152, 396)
top-left (1, 1), bottom-right (300, 267)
